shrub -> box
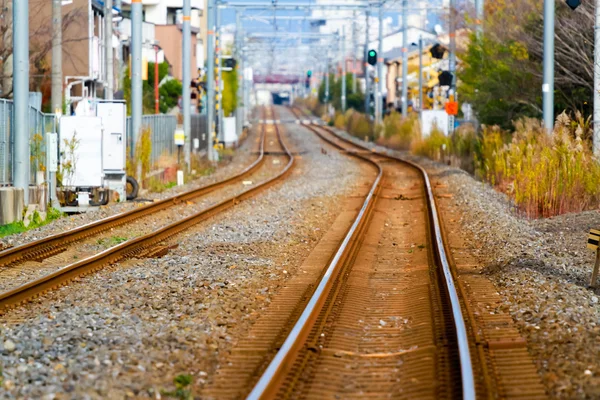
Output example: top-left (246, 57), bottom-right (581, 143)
top-left (411, 127), bottom-right (451, 161)
top-left (380, 112), bottom-right (420, 150)
top-left (477, 114), bottom-right (600, 218)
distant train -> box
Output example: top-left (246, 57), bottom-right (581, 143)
top-left (272, 92), bottom-right (290, 105)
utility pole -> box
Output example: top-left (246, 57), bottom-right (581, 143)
top-left (325, 59), bottom-right (330, 107)
top-left (376, 4), bottom-right (384, 124)
top-left (542, 0), bottom-right (554, 133)
top-left (131, 0), bottom-right (142, 176)
top-left (401, 0), bottom-right (408, 118)
top-left (14, 0), bottom-right (29, 203)
top-left (418, 35), bottom-right (423, 111)
top-left (341, 26), bottom-right (347, 112)
top-left (115, 0), bottom-right (123, 91)
top-left (236, 10), bottom-right (243, 139)
top-left (216, 5), bottom-right (223, 142)
top-left (51, 0), bottom-right (62, 115)
top-left (105, 0), bottom-right (114, 100)
top-left (474, 0), bottom-right (484, 36)
top-left (207, 0), bottom-right (216, 161)
top-left (449, 0), bottom-right (457, 133)
top-left (183, 0), bottom-right (191, 169)
top-left (364, 10), bottom-right (370, 116)
top-left (595, 0), bottom-right (600, 156)
top-left (352, 11), bottom-right (357, 94)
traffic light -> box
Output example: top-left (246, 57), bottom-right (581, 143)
top-left (430, 43), bottom-right (446, 59)
top-left (438, 71), bottom-right (453, 86)
top-left (224, 58), bottom-right (237, 69)
top-left (307, 70), bottom-right (312, 78)
top-left (367, 49), bottom-right (377, 66)
top-left (565, 0), bottom-right (581, 10)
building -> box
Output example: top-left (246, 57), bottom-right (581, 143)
top-left (121, 0), bottom-right (205, 77)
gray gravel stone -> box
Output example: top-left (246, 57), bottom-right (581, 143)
top-left (0, 107), bottom-right (368, 398)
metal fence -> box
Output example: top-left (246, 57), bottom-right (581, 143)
top-left (0, 99), bottom-right (57, 186)
top-left (127, 114), bottom-right (208, 165)
top-left (1, 107), bottom-right (207, 185)
top-left (126, 114), bottom-right (178, 166)
top-left (191, 114), bottom-right (208, 155)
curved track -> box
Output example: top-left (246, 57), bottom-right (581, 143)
top-left (247, 111), bottom-right (474, 399)
top-left (0, 107), bottom-right (294, 312)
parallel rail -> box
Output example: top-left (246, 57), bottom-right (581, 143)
top-left (0, 129), bottom-right (267, 270)
top-left (246, 108), bottom-right (475, 399)
top-left (0, 109), bottom-right (294, 312)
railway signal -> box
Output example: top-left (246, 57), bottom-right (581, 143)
top-left (565, 0), bottom-right (581, 10)
top-left (367, 49), bottom-right (377, 66)
top-left (430, 43), bottom-right (446, 59)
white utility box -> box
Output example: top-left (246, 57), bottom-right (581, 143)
top-left (97, 101), bottom-right (127, 202)
top-left (223, 117), bottom-right (238, 146)
top-left (59, 116), bottom-right (104, 187)
top-left (97, 102), bottom-right (126, 172)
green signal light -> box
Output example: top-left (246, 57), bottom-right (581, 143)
top-left (369, 50), bottom-right (376, 56)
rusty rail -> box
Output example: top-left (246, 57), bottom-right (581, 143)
top-left (0, 109), bottom-right (294, 312)
top-left (246, 108), bottom-right (475, 399)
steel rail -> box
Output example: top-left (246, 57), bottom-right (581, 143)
top-left (0, 127), bottom-right (268, 270)
top-left (302, 114), bottom-right (476, 400)
top-left (247, 120), bottom-right (384, 400)
top-left (0, 111), bottom-right (295, 312)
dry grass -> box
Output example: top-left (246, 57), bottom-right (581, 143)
top-left (477, 113), bottom-right (600, 218)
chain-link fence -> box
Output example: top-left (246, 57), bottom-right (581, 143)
top-left (0, 99), bottom-right (57, 186)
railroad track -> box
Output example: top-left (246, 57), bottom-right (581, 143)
top-left (205, 108), bottom-right (545, 399)
top-left (0, 107), bottom-right (294, 312)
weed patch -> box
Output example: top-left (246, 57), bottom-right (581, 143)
top-left (0, 208), bottom-right (64, 239)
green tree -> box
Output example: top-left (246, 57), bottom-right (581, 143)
top-left (159, 79), bottom-right (183, 113)
top-left (458, 34), bottom-right (541, 128)
top-left (318, 73), bottom-right (364, 112)
top-left (123, 62), bottom-right (181, 115)
top-left (222, 70), bottom-right (238, 116)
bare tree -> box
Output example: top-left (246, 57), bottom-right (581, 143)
top-left (0, 0), bottom-right (86, 98)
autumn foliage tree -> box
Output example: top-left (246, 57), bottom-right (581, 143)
top-left (459, 0), bottom-right (595, 127)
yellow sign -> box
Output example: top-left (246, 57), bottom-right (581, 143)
top-left (174, 129), bottom-right (185, 146)
top-left (128, 56), bottom-right (149, 80)
top-left (588, 229), bottom-right (600, 250)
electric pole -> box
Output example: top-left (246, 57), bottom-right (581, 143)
top-left (105, 0), bottom-right (114, 100)
top-left (352, 11), bottom-right (357, 94)
top-left (52, 0), bottom-right (62, 115)
top-left (183, 0), bottom-right (191, 169)
top-left (474, 0), bottom-right (484, 36)
top-left (216, 5), bottom-right (223, 142)
top-left (341, 26), bottom-right (347, 112)
top-left (542, 0), bottom-right (555, 133)
top-left (207, 0), bottom-right (216, 161)
top-left (401, 0), bottom-right (408, 118)
top-left (14, 0), bottom-right (29, 203)
top-left (236, 10), bottom-right (243, 139)
top-left (595, 0), bottom-right (600, 155)
top-left (364, 10), bottom-right (370, 117)
top-left (131, 0), bottom-right (142, 178)
top-left (418, 35), bottom-right (423, 111)
top-left (376, 4), bottom-right (384, 124)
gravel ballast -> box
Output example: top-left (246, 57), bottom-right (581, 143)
top-left (0, 111), bottom-right (371, 398)
top-left (0, 131), bottom-right (259, 250)
top-left (331, 127), bottom-right (600, 399)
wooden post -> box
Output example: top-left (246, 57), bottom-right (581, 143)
top-left (592, 249), bottom-right (600, 288)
